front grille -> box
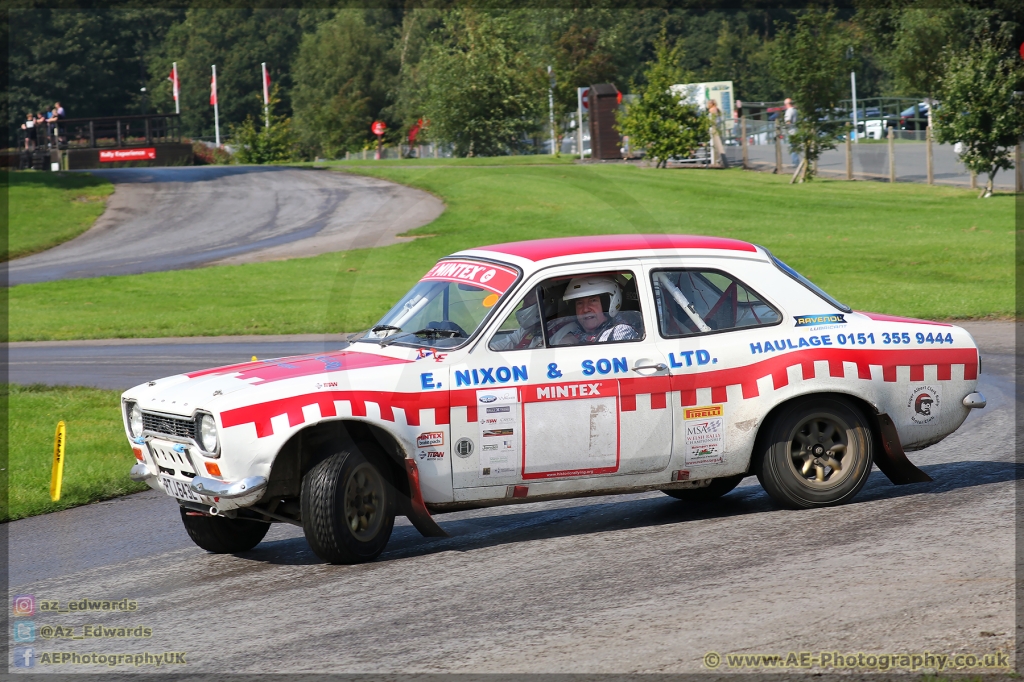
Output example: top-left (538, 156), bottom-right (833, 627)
top-left (143, 412), bottom-right (195, 440)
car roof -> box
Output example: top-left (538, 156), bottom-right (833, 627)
top-left (457, 234), bottom-right (760, 267)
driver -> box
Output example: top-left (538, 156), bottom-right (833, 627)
top-left (561, 275), bottom-right (641, 344)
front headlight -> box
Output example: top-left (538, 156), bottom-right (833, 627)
top-left (127, 402), bottom-right (143, 437)
top-left (198, 413), bottom-right (219, 453)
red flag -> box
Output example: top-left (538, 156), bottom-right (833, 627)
top-left (408, 118), bottom-right (424, 143)
top-left (263, 64), bottom-right (271, 105)
top-left (210, 73), bottom-right (217, 106)
top-left (168, 66), bottom-right (179, 101)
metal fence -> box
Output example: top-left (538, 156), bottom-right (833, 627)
top-left (343, 143), bottom-right (458, 160)
top-left (18, 114), bottom-right (182, 151)
top-left (736, 97), bottom-right (930, 142)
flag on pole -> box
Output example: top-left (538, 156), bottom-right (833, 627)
top-left (168, 62), bottom-right (180, 114)
top-left (168, 65), bottom-right (179, 102)
top-left (408, 118), bottom-right (424, 143)
top-left (211, 65), bottom-right (220, 147)
top-left (261, 62), bottom-right (270, 128)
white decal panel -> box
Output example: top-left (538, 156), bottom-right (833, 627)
top-left (477, 389), bottom-right (519, 478)
top-left (683, 405), bottom-right (725, 466)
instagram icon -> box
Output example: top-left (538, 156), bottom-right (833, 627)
top-left (12, 595), bottom-right (35, 617)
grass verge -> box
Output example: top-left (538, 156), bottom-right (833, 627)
top-left (8, 163), bottom-right (1013, 341)
top-left (7, 171), bottom-right (114, 260)
top-left (6, 384), bottom-right (144, 521)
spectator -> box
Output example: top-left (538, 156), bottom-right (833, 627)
top-left (783, 98), bottom-right (800, 167)
top-left (706, 99), bottom-right (722, 132)
top-left (54, 101), bottom-right (65, 119)
top-left (732, 99), bottom-right (743, 140)
top-left (20, 113), bottom-right (35, 150)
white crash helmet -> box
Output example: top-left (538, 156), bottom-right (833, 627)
top-left (562, 275), bottom-right (622, 318)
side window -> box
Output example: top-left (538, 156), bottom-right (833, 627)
top-left (489, 271), bottom-right (646, 350)
top-left (489, 286), bottom-right (545, 351)
top-left (652, 269), bottom-right (780, 337)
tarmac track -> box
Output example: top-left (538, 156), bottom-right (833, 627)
top-left (6, 323), bottom-right (1017, 675)
top-left (8, 165), bottom-right (444, 286)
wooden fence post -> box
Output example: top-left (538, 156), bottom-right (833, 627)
top-left (741, 116), bottom-right (748, 169)
top-left (845, 124), bottom-right (853, 180)
top-left (926, 126), bottom-right (933, 185)
top-left (887, 127), bottom-right (896, 183)
top-left (1016, 138), bottom-right (1023, 193)
top-left (774, 119), bottom-right (782, 174)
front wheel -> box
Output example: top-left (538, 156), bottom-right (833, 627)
top-left (756, 396), bottom-right (873, 509)
top-left (179, 508), bottom-right (270, 553)
top-left (301, 445), bottom-right (396, 564)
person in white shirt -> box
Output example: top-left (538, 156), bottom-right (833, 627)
top-left (783, 98), bottom-right (800, 167)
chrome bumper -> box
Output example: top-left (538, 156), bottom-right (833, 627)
top-left (963, 392), bottom-right (987, 409)
top-left (190, 476), bottom-right (268, 499)
top-left (129, 462), bottom-right (154, 483)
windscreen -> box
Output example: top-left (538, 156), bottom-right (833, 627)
top-left (360, 260), bottom-right (520, 349)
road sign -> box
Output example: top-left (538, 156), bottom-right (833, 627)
top-left (579, 87), bottom-right (590, 110)
top-left (372, 121), bottom-right (386, 136)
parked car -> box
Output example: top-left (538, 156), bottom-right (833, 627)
top-left (900, 102), bottom-right (931, 131)
top-left (123, 235), bottom-right (985, 563)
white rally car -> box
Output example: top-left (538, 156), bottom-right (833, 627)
top-left (123, 235), bottom-right (985, 563)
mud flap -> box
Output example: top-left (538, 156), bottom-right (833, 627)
top-left (872, 413), bottom-right (933, 484)
top-left (402, 459), bottom-right (449, 538)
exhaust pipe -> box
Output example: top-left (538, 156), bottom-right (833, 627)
top-left (209, 506), bottom-right (219, 516)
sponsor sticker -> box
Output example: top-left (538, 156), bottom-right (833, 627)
top-left (454, 438), bottom-right (474, 458)
top-left (794, 313), bottom-right (847, 327)
top-left (417, 450), bottom-right (445, 460)
top-left (486, 406), bottom-right (511, 413)
top-left (416, 432), bottom-right (444, 448)
top-left (480, 416), bottom-right (516, 426)
top-left (477, 387), bottom-right (517, 405)
top-left (908, 386), bottom-right (940, 424)
top-left (683, 405), bottom-right (725, 465)
top-left (99, 147), bottom-right (156, 162)
top-left (420, 260), bottom-right (519, 295)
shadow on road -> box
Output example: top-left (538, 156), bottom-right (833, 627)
top-left (235, 460), bottom-right (1020, 567)
top-left (84, 165), bottom-right (305, 184)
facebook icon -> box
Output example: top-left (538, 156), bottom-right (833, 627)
top-left (13, 647), bottom-right (35, 668)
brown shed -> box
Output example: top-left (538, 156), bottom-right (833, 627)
top-left (588, 83), bottom-right (622, 160)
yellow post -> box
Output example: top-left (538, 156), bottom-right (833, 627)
top-left (50, 421), bottom-right (66, 501)
top-left (251, 355), bottom-right (258, 362)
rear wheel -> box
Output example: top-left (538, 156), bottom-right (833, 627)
top-left (301, 444), bottom-right (396, 564)
top-left (662, 474), bottom-right (745, 503)
top-left (179, 507), bottom-right (270, 553)
top-left (757, 396), bottom-right (873, 509)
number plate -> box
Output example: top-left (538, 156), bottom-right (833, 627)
top-left (159, 475), bottom-right (202, 502)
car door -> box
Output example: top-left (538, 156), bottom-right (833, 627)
top-left (642, 258), bottom-right (784, 479)
top-left (448, 260), bottom-right (672, 492)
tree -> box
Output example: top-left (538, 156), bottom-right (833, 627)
top-left (703, 20), bottom-right (779, 102)
top-left (548, 19), bottom-right (619, 151)
top-left (231, 87), bottom-right (294, 164)
top-left (617, 34), bottom-right (709, 168)
top-left (290, 10), bottom-right (397, 158)
top-left (416, 11), bottom-right (544, 157)
top-left (145, 8), bottom-right (308, 140)
top-left (770, 9), bottom-right (851, 180)
top-left (9, 8), bottom-right (182, 142)
top-left (933, 33), bottom-right (1024, 197)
